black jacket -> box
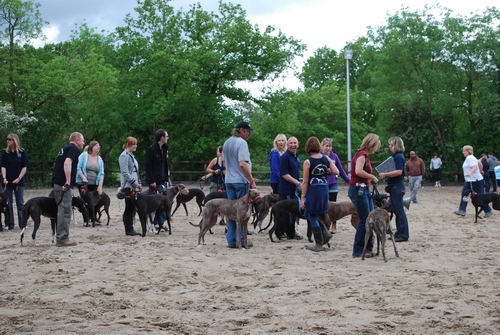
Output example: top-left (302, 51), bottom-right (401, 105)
top-left (145, 142), bottom-right (169, 185)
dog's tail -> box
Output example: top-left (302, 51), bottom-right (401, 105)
top-left (189, 219), bottom-right (202, 228)
top-left (259, 209), bottom-right (274, 233)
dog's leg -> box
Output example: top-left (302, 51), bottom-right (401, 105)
top-left (387, 226), bottom-right (399, 258)
top-left (361, 220), bottom-right (374, 261)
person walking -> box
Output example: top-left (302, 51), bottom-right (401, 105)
top-left (118, 136), bottom-right (141, 236)
top-left (51, 132), bottom-right (85, 246)
top-left (348, 133), bottom-right (380, 258)
top-left (300, 136), bottom-right (338, 252)
top-left (269, 134), bottom-right (287, 194)
top-left (320, 137), bottom-right (350, 233)
top-left (1, 134), bottom-right (30, 230)
top-left (487, 152), bottom-right (498, 192)
top-left (222, 121), bottom-right (257, 248)
top-left (430, 152), bottom-right (442, 187)
top-left (454, 145), bottom-right (492, 217)
top-left (406, 151), bottom-right (425, 203)
top-left (379, 136), bottom-right (410, 242)
top-left (277, 136), bottom-right (302, 240)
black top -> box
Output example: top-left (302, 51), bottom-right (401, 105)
top-left (1, 149), bottom-right (30, 187)
top-left (52, 143), bottom-right (79, 187)
top-left (145, 142), bottom-right (169, 184)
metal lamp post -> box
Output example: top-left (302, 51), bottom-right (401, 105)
top-left (345, 49), bottom-right (353, 173)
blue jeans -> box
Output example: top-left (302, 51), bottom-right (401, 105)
top-left (389, 180), bottom-right (409, 239)
top-left (6, 184), bottom-right (24, 229)
top-left (459, 180), bottom-right (491, 213)
top-left (348, 185), bottom-right (373, 256)
top-left (225, 182), bottom-right (250, 245)
top-left (153, 182), bottom-right (167, 226)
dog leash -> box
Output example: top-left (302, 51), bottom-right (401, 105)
top-left (295, 189), bottom-right (305, 217)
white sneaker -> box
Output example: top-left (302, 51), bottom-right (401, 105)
top-left (434, 185), bottom-right (439, 188)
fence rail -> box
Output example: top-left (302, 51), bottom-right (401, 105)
top-left (24, 159), bottom-right (465, 188)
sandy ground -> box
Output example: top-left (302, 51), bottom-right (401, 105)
top-left (0, 183), bottom-right (499, 334)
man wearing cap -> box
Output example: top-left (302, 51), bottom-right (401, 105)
top-left (487, 152), bottom-right (498, 192)
top-left (222, 121), bottom-right (257, 248)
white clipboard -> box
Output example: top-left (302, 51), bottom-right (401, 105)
top-left (375, 156), bottom-right (395, 174)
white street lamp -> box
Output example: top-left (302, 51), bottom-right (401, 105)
top-left (345, 49), bottom-right (353, 174)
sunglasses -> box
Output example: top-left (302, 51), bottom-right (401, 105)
top-left (6, 138), bottom-right (12, 141)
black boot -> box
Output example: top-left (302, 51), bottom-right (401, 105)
top-left (124, 222), bottom-right (140, 236)
top-left (320, 222), bottom-right (332, 246)
top-left (306, 227), bottom-right (324, 252)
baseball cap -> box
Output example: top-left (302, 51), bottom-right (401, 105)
top-left (488, 152), bottom-right (493, 155)
top-left (235, 121), bottom-right (254, 132)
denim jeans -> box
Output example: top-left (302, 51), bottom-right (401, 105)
top-left (153, 182), bottom-right (167, 226)
top-left (458, 180), bottom-right (491, 213)
top-left (348, 185), bottom-right (373, 256)
top-left (389, 180), bottom-right (409, 239)
top-left (5, 184), bottom-right (24, 229)
top-left (225, 182), bottom-right (250, 244)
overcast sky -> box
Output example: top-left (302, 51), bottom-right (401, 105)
top-left (34, 0), bottom-right (498, 91)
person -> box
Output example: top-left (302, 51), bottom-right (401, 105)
top-left (51, 132), bottom-right (85, 246)
top-left (454, 145), bottom-right (492, 217)
top-left (277, 136), bottom-right (302, 240)
top-left (379, 136), bottom-right (410, 242)
top-left (1, 134), bottom-right (30, 230)
top-left (320, 137), bottom-right (350, 234)
top-left (348, 133), bottom-right (380, 258)
top-left (269, 134), bottom-right (287, 194)
top-left (300, 136), bottom-right (339, 252)
top-left (430, 152), bottom-right (442, 187)
top-left (495, 161), bottom-right (500, 194)
top-left (222, 121), bottom-right (257, 248)
top-left (76, 141), bottom-right (105, 194)
top-left (480, 154), bottom-right (490, 193)
top-left (487, 152), bottom-right (498, 192)
top-left (405, 151), bottom-right (425, 203)
top-left (119, 136), bottom-right (141, 236)
top-left (145, 129), bottom-right (169, 229)
top-left (206, 146), bottom-right (225, 193)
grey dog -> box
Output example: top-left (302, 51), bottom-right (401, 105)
top-left (190, 189), bottom-right (261, 249)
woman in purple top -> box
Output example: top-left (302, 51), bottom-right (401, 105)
top-left (321, 138), bottom-right (351, 233)
top-left (269, 134), bottom-right (287, 194)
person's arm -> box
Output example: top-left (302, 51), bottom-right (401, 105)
top-left (335, 156), bottom-right (350, 183)
top-left (1, 167), bottom-right (6, 184)
top-left (62, 157), bottom-right (73, 191)
top-left (239, 161), bottom-right (256, 189)
top-left (355, 155), bottom-right (378, 183)
top-left (300, 160), bottom-right (310, 210)
top-left (96, 157), bottom-right (105, 194)
top-left (77, 152), bottom-right (87, 183)
top-left (420, 159), bottom-right (426, 176)
top-left (327, 156), bottom-right (340, 176)
top-left (145, 146), bottom-right (155, 187)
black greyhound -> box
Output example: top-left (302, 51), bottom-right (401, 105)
top-left (464, 189), bottom-right (500, 223)
top-left (20, 196), bottom-right (89, 246)
top-left (171, 188), bottom-right (205, 216)
top-left (78, 184), bottom-right (111, 227)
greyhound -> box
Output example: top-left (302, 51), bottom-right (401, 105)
top-left (20, 196), bottom-right (89, 246)
top-left (127, 184), bottom-right (189, 236)
top-left (251, 193), bottom-right (280, 234)
top-left (203, 191), bottom-right (227, 204)
top-left (78, 184), bottom-right (111, 227)
top-left (190, 189), bottom-right (260, 249)
top-left (171, 188), bottom-right (205, 216)
top-left (463, 189), bottom-right (500, 223)
top-left (361, 203), bottom-right (399, 262)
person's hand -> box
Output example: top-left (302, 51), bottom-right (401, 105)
top-left (250, 179), bottom-right (257, 189)
top-left (62, 183), bottom-right (70, 192)
top-left (300, 198), bottom-right (306, 210)
top-left (97, 186), bottom-right (103, 195)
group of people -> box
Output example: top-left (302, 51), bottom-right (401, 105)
top-left (3, 125), bottom-right (498, 254)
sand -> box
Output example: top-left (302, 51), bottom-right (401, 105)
top-left (0, 183), bottom-right (499, 334)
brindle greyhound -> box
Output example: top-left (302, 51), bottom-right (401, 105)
top-left (361, 203), bottom-right (399, 262)
top-left (20, 196), bottom-right (89, 246)
top-left (190, 189), bottom-right (260, 249)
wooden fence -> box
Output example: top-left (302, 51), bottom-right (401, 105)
top-left (25, 159), bottom-right (465, 188)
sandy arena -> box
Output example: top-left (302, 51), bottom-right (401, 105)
top-left (0, 183), bottom-right (499, 334)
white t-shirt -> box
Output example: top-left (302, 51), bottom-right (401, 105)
top-left (462, 155), bottom-right (483, 182)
